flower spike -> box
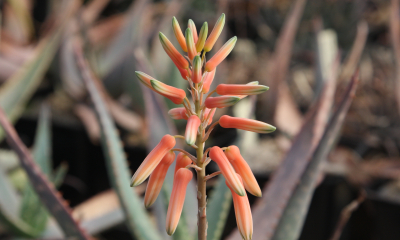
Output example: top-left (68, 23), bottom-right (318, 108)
top-left (202, 68), bottom-right (216, 93)
top-left (227, 174), bottom-right (253, 240)
top-left (185, 115), bottom-right (201, 145)
top-left (174, 152), bottom-right (192, 175)
top-left (192, 56), bottom-right (202, 83)
top-left (159, 32), bottom-right (189, 70)
top-left (151, 80), bottom-right (186, 104)
top-left (205, 36), bottom-right (237, 72)
top-left (172, 17), bottom-right (187, 52)
top-left (219, 115), bottom-right (276, 133)
top-left (196, 22), bottom-right (208, 52)
top-left (188, 19), bottom-right (198, 43)
top-left (166, 168), bottom-right (193, 235)
top-left (209, 146), bottom-right (245, 196)
top-left (205, 96), bottom-right (240, 108)
top-left (131, 135), bottom-right (176, 187)
top-left (144, 151), bottom-right (176, 208)
top-left (204, 13), bottom-right (225, 52)
top-left (185, 28), bottom-right (197, 60)
top-left (216, 84), bottom-right (269, 96)
top-left (168, 107), bottom-right (188, 120)
top-left (224, 146), bottom-right (261, 197)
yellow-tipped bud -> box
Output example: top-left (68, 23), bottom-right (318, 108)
top-left (172, 17), bottom-right (187, 52)
top-left (196, 22), bottom-right (208, 52)
top-left (205, 36), bottom-right (237, 72)
top-left (192, 56), bottom-right (202, 83)
top-left (159, 32), bottom-right (189, 70)
top-left (188, 19), bottom-right (198, 43)
top-left (185, 28), bottom-right (197, 60)
top-left (204, 13), bottom-right (225, 52)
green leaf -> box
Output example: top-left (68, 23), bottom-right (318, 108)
top-left (97, 0), bottom-right (148, 77)
top-left (0, 23), bottom-right (61, 142)
top-left (0, 167), bottom-right (40, 238)
top-left (206, 176), bottom-right (232, 240)
top-left (32, 105), bottom-right (52, 176)
top-left (78, 46), bottom-right (162, 240)
top-left (19, 105), bottom-right (52, 233)
top-left (271, 74), bottom-right (359, 240)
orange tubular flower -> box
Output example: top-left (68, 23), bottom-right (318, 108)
top-left (174, 152), bottom-right (192, 175)
top-left (209, 146), bottom-right (245, 196)
top-left (185, 115), bottom-right (201, 145)
top-left (204, 13), bottom-right (225, 52)
top-left (166, 168), bottom-right (193, 235)
top-left (144, 151), bottom-right (176, 208)
top-left (150, 80), bottom-right (186, 104)
top-left (224, 145), bottom-right (261, 197)
top-left (227, 174), bottom-right (253, 240)
top-left (185, 28), bottom-right (197, 60)
top-left (205, 96), bottom-right (240, 109)
top-left (219, 115), bottom-right (276, 134)
top-left (172, 17), bottom-right (187, 52)
top-left (159, 32), bottom-right (189, 70)
top-left (202, 68), bottom-right (216, 93)
top-left (192, 56), bottom-right (202, 83)
top-left (131, 135), bottom-right (176, 187)
top-left (205, 36), bottom-right (237, 72)
top-left (188, 19), bottom-right (198, 43)
top-left (216, 84), bottom-right (269, 96)
top-left (196, 22), bottom-right (208, 52)
top-left (168, 107), bottom-right (188, 120)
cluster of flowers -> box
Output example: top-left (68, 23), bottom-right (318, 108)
top-left (130, 14), bottom-right (275, 240)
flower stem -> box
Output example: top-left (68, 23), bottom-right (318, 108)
top-left (195, 86), bottom-right (207, 240)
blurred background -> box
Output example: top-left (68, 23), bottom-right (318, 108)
top-left (0, 0), bottom-right (400, 239)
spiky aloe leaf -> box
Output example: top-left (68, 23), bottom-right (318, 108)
top-left (0, 106), bottom-right (90, 239)
top-left (75, 43), bottom-right (162, 240)
top-left (19, 105), bottom-right (52, 233)
top-left (0, 0), bottom-right (78, 142)
top-left (272, 73), bottom-right (359, 240)
top-left (0, 166), bottom-right (40, 238)
top-left (97, 0), bottom-right (148, 77)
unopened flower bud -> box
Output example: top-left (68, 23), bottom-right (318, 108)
top-left (224, 146), bottom-right (261, 197)
top-left (204, 108), bottom-right (215, 125)
top-left (159, 32), bottom-right (189, 70)
top-left (204, 13), bottom-right (225, 52)
top-left (216, 84), bottom-right (269, 96)
top-left (185, 28), bottom-right (197, 60)
top-left (135, 71), bottom-right (155, 89)
top-left (192, 56), bottom-right (202, 83)
top-left (174, 153), bottom-right (192, 175)
top-left (202, 68), bottom-right (216, 93)
top-left (150, 80), bottom-right (186, 104)
top-left (168, 108), bottom-right (188, 120)
top-left (144, 151), bottom-right (176, 207)
top-left (166, 168), bottom-right (193, 235)
top-left (196, 22), bottom-right (208, 52)
top-left (205, 36), bottom-right (237, 72)
top-left (172, 17), bottom-right (187, 52)
top-left (205, 96), bottom-right (240, 108)
top-left (131, 135), bottom-right (176, 187)
top-left (188, 19), bottom-right (198, 43)
top-left (219, 115), bottom-right (276, 134)
top-left (185, 115), bottom-right (201, 145)
top-left (209, 146), bottom-right (245, 196)
top-left (227, 174), bottom-right (253, 240)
